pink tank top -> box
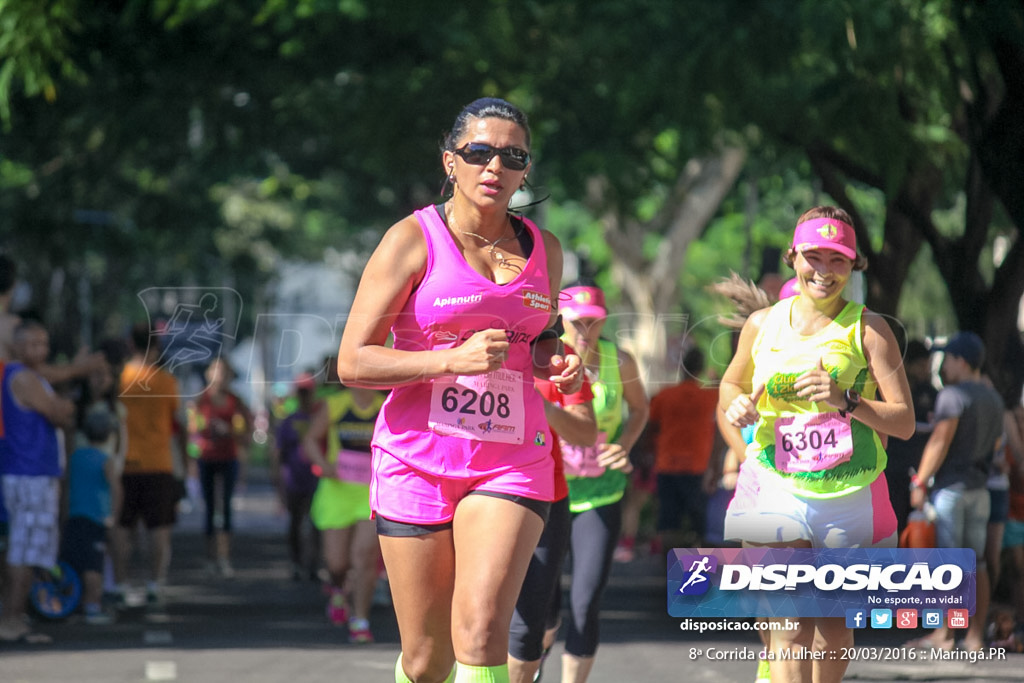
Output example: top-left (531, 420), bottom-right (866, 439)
top-left (372, 205), bottom-right (555, 478)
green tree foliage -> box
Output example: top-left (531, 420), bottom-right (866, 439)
top-left (1, 0), bottom-right (1022, 398)
top-left (0, 0), bottom-right (83, 125)
top-left (0, 1), bottom-right (464, 345)
top-left (689, 0), bottom-right (1024, 395)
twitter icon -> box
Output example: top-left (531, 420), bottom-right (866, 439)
top-left (870, 609), bottom-right (892, 629)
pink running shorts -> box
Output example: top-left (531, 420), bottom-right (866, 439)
top-left (370, 446), bottom-right (555, 525)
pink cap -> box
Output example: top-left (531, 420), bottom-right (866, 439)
top-left (792, 217), bottom-right (857, 260)
top-left (778, 277), bottom-right (800, 300)
top-left (560, 285), bottom-right (607, 321)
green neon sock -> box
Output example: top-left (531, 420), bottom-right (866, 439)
top-left (395, 654), bottom-right (413, 683)
top-left (453, 662), bottom-right (509, 683)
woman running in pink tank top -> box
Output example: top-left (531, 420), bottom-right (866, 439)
top-left (338, 98), bottom-right (581, 683)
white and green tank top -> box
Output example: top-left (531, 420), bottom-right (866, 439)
top-left (748, 298), bottom-right (886, 499)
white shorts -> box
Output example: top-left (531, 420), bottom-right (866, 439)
top-left (3, 475), bottom-right (61, 568)
top-left (724, 465), bottom-right (897, 548)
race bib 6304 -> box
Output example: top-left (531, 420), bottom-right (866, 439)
top-left (774, 412), bottom-right (853, 473)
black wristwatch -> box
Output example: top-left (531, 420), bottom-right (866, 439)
top-left (839, 389), bottom-right (861, 417)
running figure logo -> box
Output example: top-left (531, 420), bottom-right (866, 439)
top-left (677, 554), bottom-right (717, 596)
top-left (125, 287), bottom-right (244, 397)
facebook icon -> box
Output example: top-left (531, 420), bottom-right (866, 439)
top-left (845, 609), bottom-right (867, 629)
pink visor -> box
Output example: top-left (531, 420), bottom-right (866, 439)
top-left (560, 285), bottom-right (607, 321)
top-left (792, 217), bottom-right (857, 260)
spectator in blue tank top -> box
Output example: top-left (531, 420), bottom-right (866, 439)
top-left (0, 320), bottom-right (75, 644)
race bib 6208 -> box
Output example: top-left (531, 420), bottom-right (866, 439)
top-left (428, 369), bottom-right (525, 444)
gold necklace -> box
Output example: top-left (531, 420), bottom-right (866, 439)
top-left (446, 205), bottom-right (520, 269)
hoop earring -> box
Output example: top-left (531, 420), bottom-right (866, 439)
top-left (511, 176), bottom-right (551, 211)
top-left (439, 169), bottom-right (456, 199)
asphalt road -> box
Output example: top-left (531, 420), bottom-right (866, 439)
top-left (2, 474), bottom-right (1021, 682)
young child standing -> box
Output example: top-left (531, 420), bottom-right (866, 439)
top-left (62, 411), bottom-right (123, 624)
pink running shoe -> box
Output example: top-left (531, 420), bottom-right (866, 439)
top-left (612, 542), bottom-right (635, 563)
top-left (326, 590), bottom-right (348, 626)
top-left (348, 617), bottom-right (374, 644)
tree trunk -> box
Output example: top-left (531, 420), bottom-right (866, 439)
top-left (593, 148), bottom-right (746, 388)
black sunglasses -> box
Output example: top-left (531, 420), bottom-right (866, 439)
top-left (454, 143), bottom-right (530, 171)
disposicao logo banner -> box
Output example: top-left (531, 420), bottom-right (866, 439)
top-left (667, 548), bottom-right (976, 618)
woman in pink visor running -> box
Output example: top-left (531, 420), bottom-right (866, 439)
top-left (719, 206), bottom-right (913, 683)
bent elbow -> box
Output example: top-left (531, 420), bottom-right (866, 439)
top-left (336, 355), bottom-right (359, 386)
top-left (893, 416), bottom-right (916, 441)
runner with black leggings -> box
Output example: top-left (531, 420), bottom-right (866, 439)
top-left (508, 345), bottom-right (596, 683)
top-left (546, 282), bottom-right (649, 683)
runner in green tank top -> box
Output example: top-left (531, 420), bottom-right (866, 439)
top-left (719, 206), bottom-right (914, 683)
top-left (564, 338), bottom-right (630, 511)
top-left (552, 282), bottom-right (648, 683)
top-left (302, 385), bottom-right (386, 644)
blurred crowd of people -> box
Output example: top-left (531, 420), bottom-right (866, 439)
top-left (0, 249), bottom-right (1019, 651)
top-left (2, 223), bottom-right (1023, 679)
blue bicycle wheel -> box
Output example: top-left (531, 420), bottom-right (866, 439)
top-left (30, 561), bottom-right (82, 620)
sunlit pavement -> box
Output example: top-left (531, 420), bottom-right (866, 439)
top-left (1, 472), bottom-right (1021, 682)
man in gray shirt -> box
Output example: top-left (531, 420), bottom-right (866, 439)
top-left (908, 331), bottom-right (1003, 652)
